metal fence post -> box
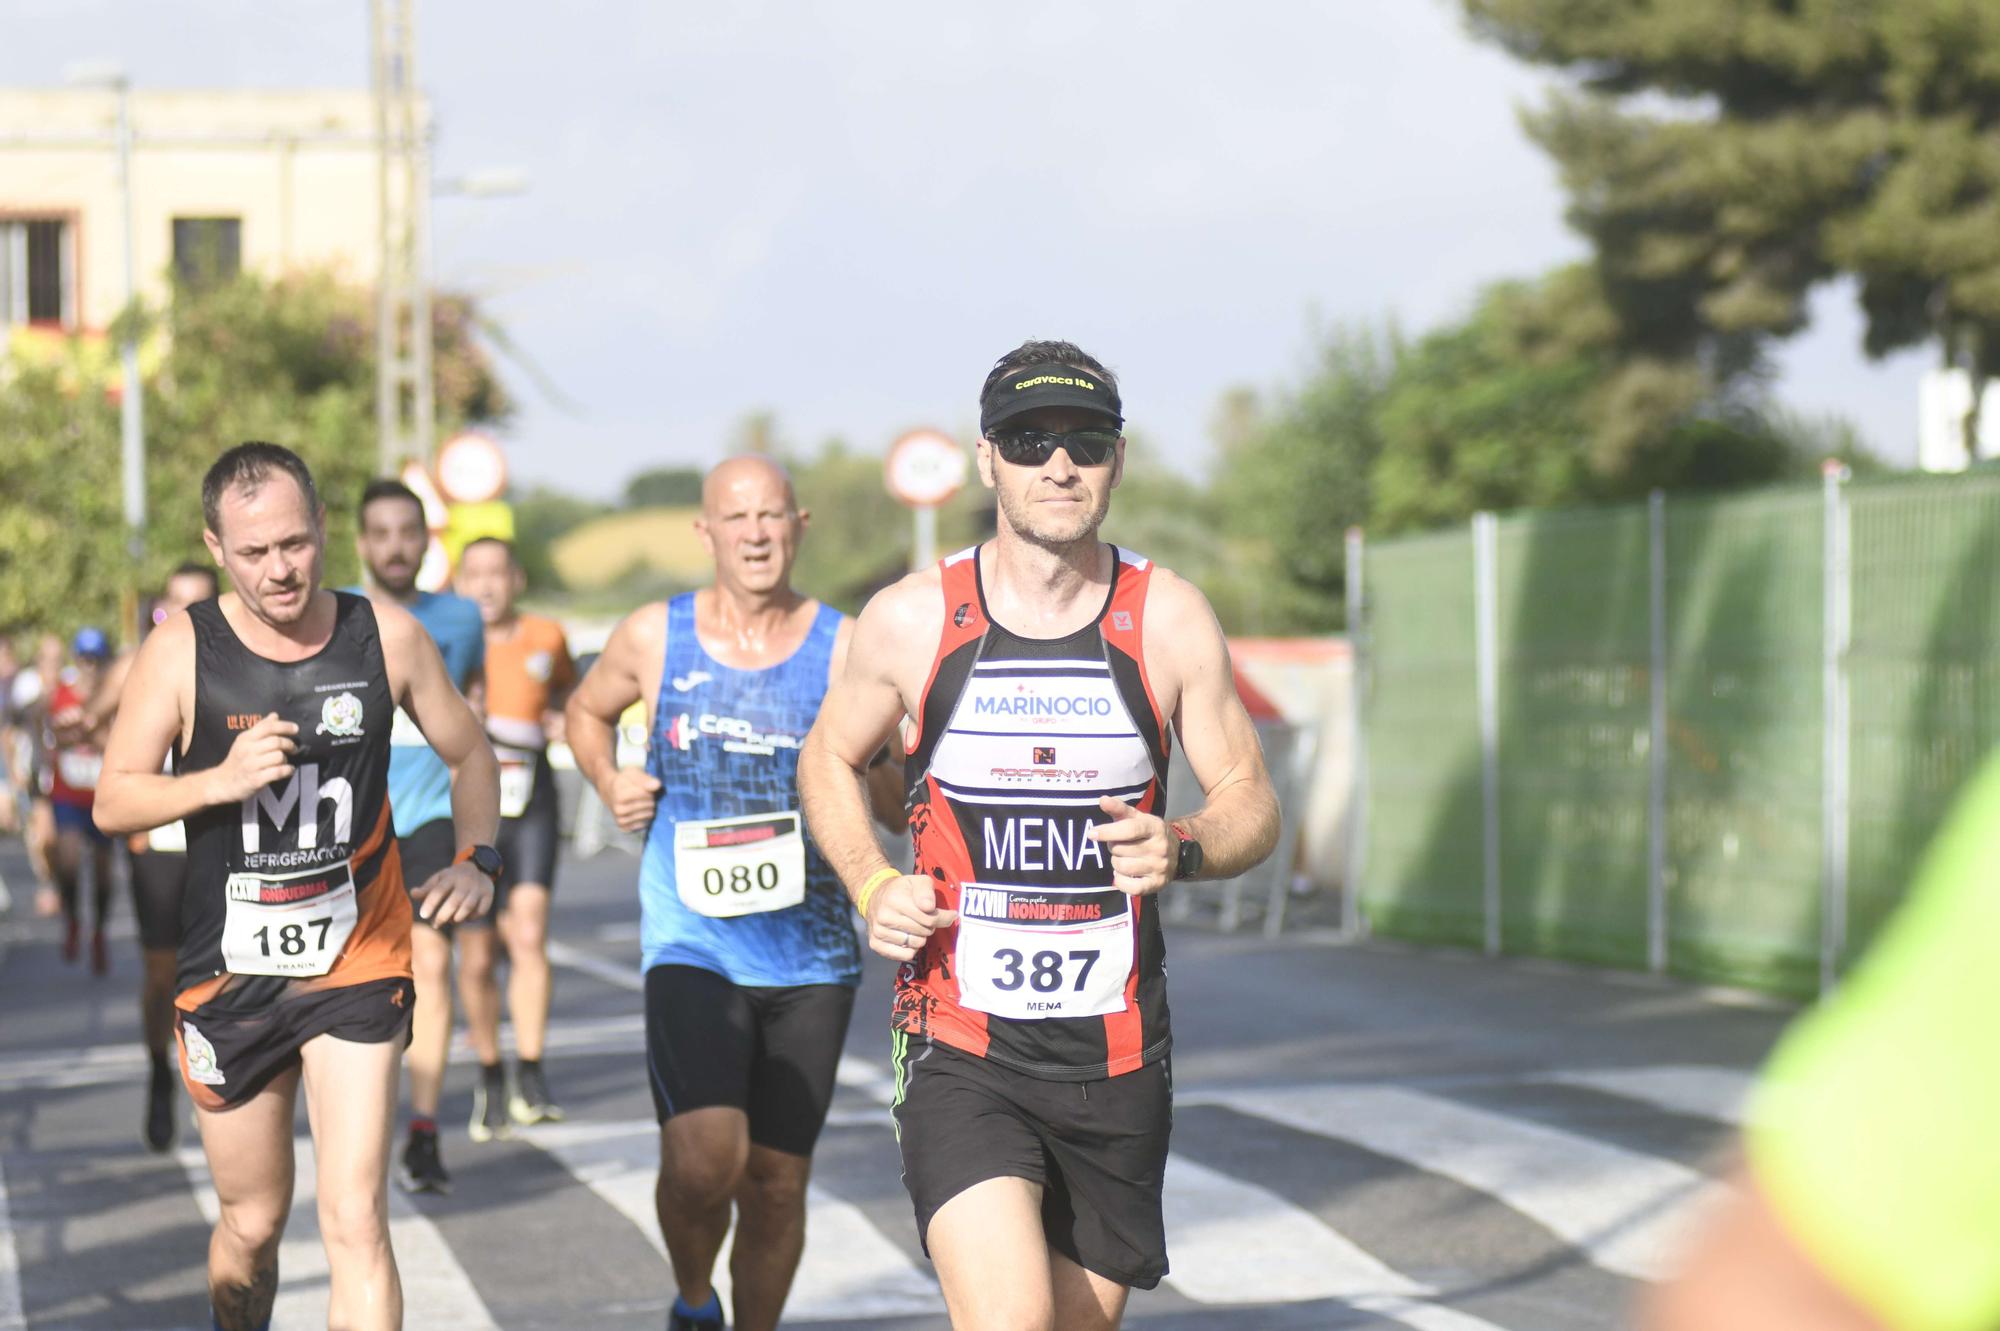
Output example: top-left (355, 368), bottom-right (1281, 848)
top-left (1473, 511), bottom-right (1501, 956)
top-left (1343, 526), bottom-right (1368, 940)
top-left (1647, 491), bottom-right (1668, 974)
top-left (1821, 462), bottom-right (1852, 993)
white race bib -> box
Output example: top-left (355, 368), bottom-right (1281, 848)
top-left (954, 884), bottom-right (1134, 1021)
top-left (147, 820), bottom-right (188, 853)
top-left (498, 761), bottom-right (535, 819)
top-left (57, 750), bottom-right (102, 791)
top-left (390, 706), bottom-right (426, 748)
top-left (674, 812), bottom-right (807, 918)
top-left (219, 863), bottom-right (358, 977)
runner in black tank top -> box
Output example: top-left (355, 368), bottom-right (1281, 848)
top-left (799, 342), bottom-right (1281, 1329)
top-left (94, 443), bottom-right (503, 1331)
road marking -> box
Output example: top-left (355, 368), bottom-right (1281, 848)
top-left (1195, 1084), bottom-right (1721, 1280)
top-left (0, 1153), bottom-right (23, 1331)
top-left (519, 1119), bottom-right (942, 1320)
top-left (1545, 1066), bottom-right (1753, 1126)
top-left (177, 1136), bottom-right (499, 1328)
top-left (1163, 1153), bottom-right (1505, 1329)
top-left (546, 939), bottom-right (643, 992)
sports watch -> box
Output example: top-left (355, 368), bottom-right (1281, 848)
top-left (456, 843), bottom-right (505, 881)
top-left (1172, 825), bottom-right (1204, 881)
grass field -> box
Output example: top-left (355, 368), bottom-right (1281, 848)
top-left (551, 505), bottom-right (708, 590)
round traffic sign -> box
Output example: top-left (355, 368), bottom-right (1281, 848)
top-left (436, 431), bottom-right (510, 505)
top-left (885, 429), bottom-right (968, 508)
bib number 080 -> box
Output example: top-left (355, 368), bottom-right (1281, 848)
top-left (703, 861), bottom-right (782, 896)
top-left (990, 948), bottom-right (1099, 993)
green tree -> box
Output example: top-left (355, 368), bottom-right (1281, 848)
top-left (1462, 0), bottom-right (2000, 450)
top-left (511, 484), bottom-right (614, 596)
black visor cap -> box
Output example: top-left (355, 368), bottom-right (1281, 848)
top-left (979, 363), bottom-right (1124, 436)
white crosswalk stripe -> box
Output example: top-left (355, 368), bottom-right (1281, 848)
top-left (1192, 1084), bottom-right (1724, 1281)
top-left (0, 1153), bottom-right (23, 1331)
top-left (1545, 1065), bottom-right (1754, 1127)
top-left (517, 1118), bottom-right (945, 1320)
top-left (176, 1136), bottom-right (499, 1329)
top-left (1163, 1153), bottom-right (1508, 1330)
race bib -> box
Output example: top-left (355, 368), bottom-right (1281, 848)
top-left (219, 863), bottom-right (358, 977)
top-left (147, 820), bottom-right (188, 853)
top-left (390, 706), bottom-right (426, 748)
top-left (494, 742), bottom-right (538, 819)
top-left (674, 812), bottom-right (807, 918)
top-left (57, 750), bottom-right (102, 791)
top-left (954, 884), bottom-right (1134, 1021)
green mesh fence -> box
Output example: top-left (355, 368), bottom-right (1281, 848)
top-left (1360, 474), bottom-right (2000, 996)
top-left (1492, 507), bottom-right (1654, 969)
top-left (1846, 474), bottom-right (2000, 969)
top-left (1358, 528), bottom-right (1483, 947)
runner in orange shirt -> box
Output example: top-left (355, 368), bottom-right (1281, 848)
top-left (455, 536), bottom-right (577, 1135)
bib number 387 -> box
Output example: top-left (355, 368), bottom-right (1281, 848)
top-left (219, 863), bottom-right (358, 977)
top-left (674, 812), bottom-right (807, 918)
top-left (955, 884), bottom-right (1133, 1021)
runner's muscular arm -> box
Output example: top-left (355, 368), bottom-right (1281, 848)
top-left (827, 615), bottom-right (906, 830)
top-left (95, 613), bottom-right (295, 834)
top-left (799, 573), bottom-right (953, 961)
top-left (563, 603), bottom-right (665, 833)
top-left (1147, 570), bottom-right (1279, 880)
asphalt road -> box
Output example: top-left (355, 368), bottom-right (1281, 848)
top-left (0, 837), bottom-right (1794, 1330)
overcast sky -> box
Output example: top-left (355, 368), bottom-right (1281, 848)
top-left (3, 0), bottom-right (1932, 497)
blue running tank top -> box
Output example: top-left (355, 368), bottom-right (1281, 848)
top-left (350, 589), bottom-right (484, 837)
top-left (638, 593), bottom-right (862, 988)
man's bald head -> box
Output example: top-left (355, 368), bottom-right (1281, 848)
top-left (702, 455), bottom-right (798, 518)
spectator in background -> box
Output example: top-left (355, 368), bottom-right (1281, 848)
top-left (16, 633), bottom-right (66, 918)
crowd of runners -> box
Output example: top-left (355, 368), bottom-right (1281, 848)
top-left (2, 339), bottom-right (1283, 1331)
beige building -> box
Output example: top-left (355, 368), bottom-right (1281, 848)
top-left (0, 88), bottom-right (392, 336)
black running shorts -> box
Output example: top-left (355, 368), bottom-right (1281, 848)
top-left (488, 751), bottom-right (559, 916)
top-left (399, 817), bottom-right (458, 934)
top-left (128, 848), bottom-right (187, 951)
top-left (892, 1035), bottom-right (1172, 1290)
top-left (643, 963), bottom-right (856, 1157)
top-left (175, 976), bottom-right (415, 1112)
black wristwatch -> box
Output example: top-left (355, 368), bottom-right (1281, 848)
top-left (456, 843), bottom-right (504, 881)
top-left (1172, 826), bottom-right (1203, 881)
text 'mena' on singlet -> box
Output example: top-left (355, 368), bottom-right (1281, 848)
top-left (901, 545), bottom-right (1171, 1080)
top-left (176, 592), bottom-right (411, 1009)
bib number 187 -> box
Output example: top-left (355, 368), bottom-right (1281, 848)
top-left (990, 948), bottom-right (1098, 993)
top-left (251, 918), bottom-right (335, 959)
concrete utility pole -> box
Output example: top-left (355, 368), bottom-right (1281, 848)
top-left (373, 0), bottom-right (433, 472)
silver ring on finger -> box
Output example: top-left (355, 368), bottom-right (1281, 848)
top-left (901, 930), bottom-right (911, 949)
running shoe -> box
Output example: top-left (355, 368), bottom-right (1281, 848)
top-left (399, 1125), bottom-right (451, 1195)
top-left (469, 1066), bottom-right (511, 1143)
top-left (509, 1062), bottom-right (565, 1125)
top-left (90, 927), bottom-right (108, 976)
top-left (667, 1297), bottom-right (726, 1330)
top-left (143, 1063), bottom-right (176, 1152)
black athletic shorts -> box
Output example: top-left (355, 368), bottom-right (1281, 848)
top-left (175, 976), bottom-right (415, 1112)
top-left (399, 817), bottom-right (458, 934)
top-left (488, 751), bottom-right (559, 917)
top-left (892, 1035), bottom-right (1173, 1290)
top-left (643, 963), bottom-right (856, 1157)
top-left (128, 848), bottom-right (188, 951)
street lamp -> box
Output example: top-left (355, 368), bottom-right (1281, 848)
top-left (65, 60), bottom-right (145, 641)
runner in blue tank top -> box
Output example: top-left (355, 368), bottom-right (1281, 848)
top-left (567, 456), bottom-right (901, 1331)
top-left (354, 477), bottom-right (489, 1197)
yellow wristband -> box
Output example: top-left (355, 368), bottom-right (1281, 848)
top-left (855, 866), bottom-right (898, 920)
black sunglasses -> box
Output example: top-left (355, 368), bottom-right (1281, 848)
top-left (987, 427), bottom-right (1121, 468)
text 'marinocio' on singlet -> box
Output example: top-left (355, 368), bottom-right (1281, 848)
top-left (900, 544), bottom-right (1172, 1081)
top-left (638, 593), bottom-right (863, 989)
top-left (175, 592), bottom-right (411, 1009)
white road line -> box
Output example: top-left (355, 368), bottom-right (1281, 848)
top-left (1197, 1084), bottom-right (1721, 1281)
top-left (177, 1136), bottom-right (498, 1328)
top-left (0, 1153), bottom-right (24, 1331)
top-left (1163, 1154), bottom-right (1505, 1330)
top-left (519, 1119), bottom-right (942, 1320)
top-left (1545, 1066), bottom-right (1754, 1127)
top-left (546, 939), bottom-right (643, 992)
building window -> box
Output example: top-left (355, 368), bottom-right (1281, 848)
top-left (172, 217), bottom-right (242, 288)
top-left (0, 218), bottom-right (75, 329)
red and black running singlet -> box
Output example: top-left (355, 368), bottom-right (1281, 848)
top-left (175, 593), bottom-right (411, 1007)
top-left (898, 544), bottom-right (1172, 1081)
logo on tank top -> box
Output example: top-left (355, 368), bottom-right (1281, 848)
top-left (953, 602), bottom-right (974, 628)
top-left (1112, 610), bottom-right (1133, 631)
top-left (315, 691), bottom-right (365, 738)
top-left (671, 670), bottom-right (713, 692)
top-left (526, 651), bottom-right (554, 683)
